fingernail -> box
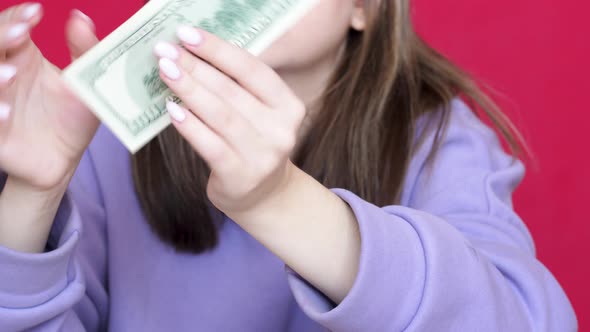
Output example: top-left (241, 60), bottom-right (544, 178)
top-left (166, 101), bottom-right (186, 122)
top-left (22, 3), bottom-right (41, 20)
top-left (177, 26), bottom-right (202, 46)
top-left (6, 24), bottom-right (28, 40)
top-left (0, 103), bottom-right (11, 121)
top-left (71, 9), bottom-right (95, 30)
top-left (154, 42), bottom-right (179, 60)
top-left (0, 65), bottom-right (17, 82)
top-left (159, 58), bottom-right (181, 80)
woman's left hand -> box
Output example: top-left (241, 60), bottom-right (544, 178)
top-left (156, 27), bottom-right (361, 302)
top-left (155, 26), bottom-right (306, 219)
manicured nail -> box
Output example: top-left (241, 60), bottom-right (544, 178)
top-left (71, 9), bottom-right (95, 31)
top-left (159, 58), bottom-right (181, 80)
top-left (166, 101), bottom-right (186, 122)
top-left (22, 3), bottom-right (41, 20)
top-left (177, 26), bottom-right (202, 46)
top-left (6, 24), bottom-right (28, 40)
top-left (154, 42), bottom-right (179, 60)
top-left (0, 65), bottom-right (17, 82)
top-left (0, 103), bottom-right (11, 121)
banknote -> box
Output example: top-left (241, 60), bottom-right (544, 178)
top-left (63, 0), bottom-right (319, 153)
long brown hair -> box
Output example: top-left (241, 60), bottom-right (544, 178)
top-left (132, 0), bottom-right (523, 253)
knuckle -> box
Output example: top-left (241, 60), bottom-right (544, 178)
top-left (217, 79), bottom-right (240, 99)
top-left (246, 168), bottom-right (262, 186)
top-left (208, 37), bottom-right (224, 55)
top-left (279, 99), bottom-right (305, 128)
top-left (175, 76), bottom-right (193, 96)
top-left (289, 100), bottom-right (306, 122)
top-left (241, 56), bottom-right (267, 78)
top-left (283, 135), bottom-right (297, 153)
top-left (273, 131), bottom-right (296, 154)
top-left (182, 58), bottom-right (197, 77)
top-left (206, 182), bottom-right (223, 203)
top-left (214, 107), bottom-right (238, 133)
top-left (258, 154), bottom-right (280, 174)
top-left (186, 54), bottom-right (204, 76)
top-left (240, 60), bottom-right (259, 78)
top-left (220, 108), bottom-right (235, 128)
top-left (173, 79), bottom-right (200, 107)
top-left (0, 66), bottom-right (17, 88)
top-left (0, 80), bottom-right (14, 90)
top-left (207, 144), bottom-right (227, 165)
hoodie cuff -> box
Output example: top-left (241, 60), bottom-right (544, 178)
top-left (0, 194), bottom-right (81, 309)
top-left (286, 189), bottom-right (426, 331)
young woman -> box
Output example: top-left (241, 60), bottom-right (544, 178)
top-left (0, 1), bottom-right (576, 331)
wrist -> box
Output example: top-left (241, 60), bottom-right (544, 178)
top-left (3, 176), bottom-right (69, 212)
top-left (0, 175), bottom-right (71, 253)
top-left (226, 164), bottom-right (361, 303)
top-left (227, 162), bottom-right (302, 227)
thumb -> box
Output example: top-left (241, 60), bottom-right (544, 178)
top-left (65, 9), bottom-right (99, 61)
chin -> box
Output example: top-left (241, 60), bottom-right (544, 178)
top-left (257, 34), bottom-right (306, 71)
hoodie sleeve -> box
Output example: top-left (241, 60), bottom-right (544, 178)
top-left (0, 150), bottom-right (109, 332)
top-left (286, 100), bottom-right (577, 331)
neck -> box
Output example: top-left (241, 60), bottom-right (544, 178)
top-left (278, 63), bottom-right (332, 159)
top-left (276, 66), bottom-right (330, 111)
top-left (275, 52), bottom-right (342, 149)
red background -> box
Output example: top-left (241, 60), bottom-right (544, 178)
top-left (2, 0), bottom-right (589, 329)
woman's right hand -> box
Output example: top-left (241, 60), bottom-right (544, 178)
top-left (0, 3), bottom-right (100, 253)
top-left (0, 3), bottom-right (99, 191)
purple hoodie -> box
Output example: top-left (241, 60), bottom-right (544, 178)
top-left (0, 100), bottom-right (577, 331)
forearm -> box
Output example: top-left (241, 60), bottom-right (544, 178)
top-left (0, 176), bottom-right (67, 253)
top-left (229, 166), bottom-right (361, 304)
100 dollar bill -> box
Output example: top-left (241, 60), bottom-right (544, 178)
top-left (63, 0), bottom-right (319, 153)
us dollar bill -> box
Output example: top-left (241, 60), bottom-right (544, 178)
top-left (63, 0), bottom-right (319, 153)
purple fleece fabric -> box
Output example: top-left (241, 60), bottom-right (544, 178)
top-left (0, 100), bottom-right (576, 331)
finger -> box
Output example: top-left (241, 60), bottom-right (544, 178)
top-left (0, 63), bottom-right (16, 90)
top-left (0, 23), bottom-right (29, 53)
top-left (158, 57), bottom-right (258, 154)
top-left (166, 101), bottom-right (236, 172)
top-left (175, 26), bottom-right (296, 108)
top-left (0, 3), bottom-right (42, 53)
top-left (154, 41), bottom-right (264, 119)
top-left (0, 101), bottom-right (11, 122)
top-left (66, 9), bottom-right (98, 60)
top-left (0, 63), bottom-right (16, 123)
top-left (0, 2), bottom-right (42, 25)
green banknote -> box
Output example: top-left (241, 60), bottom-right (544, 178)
top-left (63, 0), bottom-right (319, 153)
